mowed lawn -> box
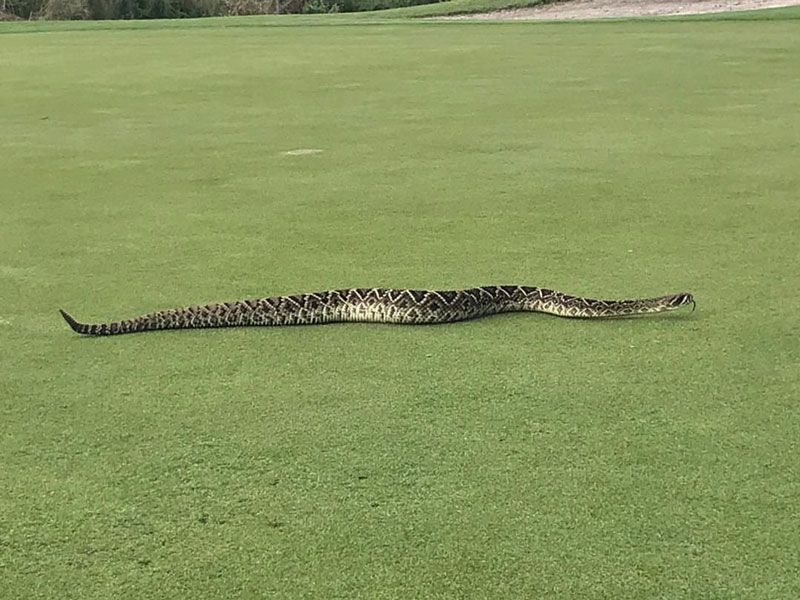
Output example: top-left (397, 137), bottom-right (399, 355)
top-left (1, 13), bottom-right (799, 599)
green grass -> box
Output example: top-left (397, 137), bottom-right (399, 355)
top-left (2, 12), bottom-right (800, 600)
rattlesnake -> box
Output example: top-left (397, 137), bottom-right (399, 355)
top-left (59, 286), bottom-right (694, 336)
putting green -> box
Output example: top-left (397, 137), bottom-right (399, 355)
top-left (1, 13), bottom-right (799, 599)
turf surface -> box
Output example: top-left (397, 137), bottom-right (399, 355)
top-left (2, 12), bottom-right (799, 599)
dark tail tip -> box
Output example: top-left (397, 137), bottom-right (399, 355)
top-left (59, 309), bottom-right (87, 334)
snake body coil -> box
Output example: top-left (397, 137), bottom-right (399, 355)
top-left (60, 286), bottom-right (694, 336)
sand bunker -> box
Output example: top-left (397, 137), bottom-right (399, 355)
top-left (441, 0), bottom-right (800, 21)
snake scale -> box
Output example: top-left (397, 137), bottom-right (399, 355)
top-left (60, 286), bottom-right (694, 336)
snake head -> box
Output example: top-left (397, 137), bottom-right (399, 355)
top-left (670, 293), bottom-right (695, 312)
